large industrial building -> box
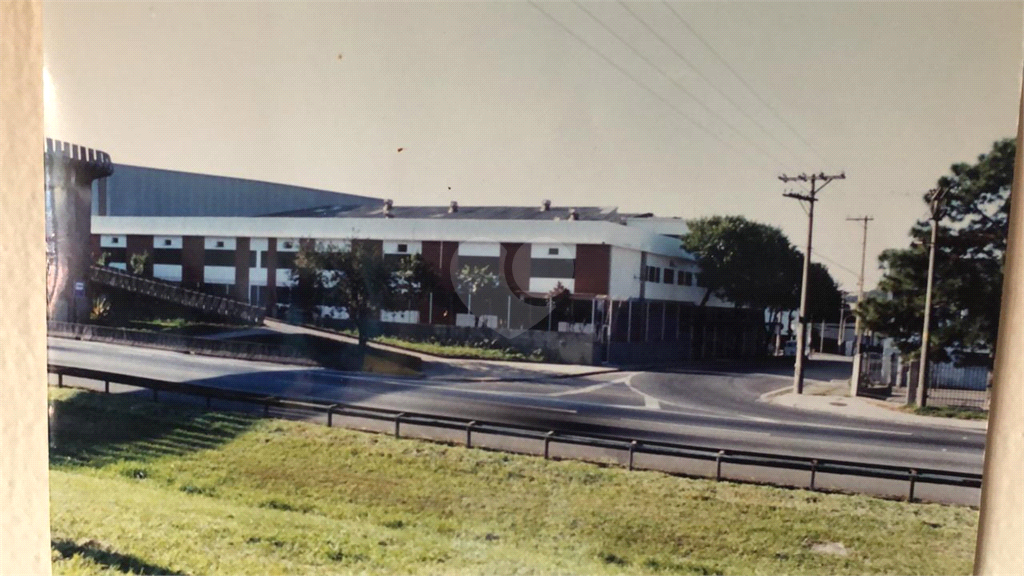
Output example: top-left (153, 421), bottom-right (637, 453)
top-left (49, 138), bottom-right (765, 364)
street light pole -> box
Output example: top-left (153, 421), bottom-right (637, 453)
top-left (915, 188), bottom-right (947, 407)
top-left (847, 215), bottom-right (873, 395)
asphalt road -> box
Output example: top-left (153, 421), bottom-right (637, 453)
top-left (47, 338), bottom-right (987, 504)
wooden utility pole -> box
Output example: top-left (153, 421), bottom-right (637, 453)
top-left (781, 172), bottom-right (846, 394)
top-left (916, 187), bottom-right (947, 407)
top-left (847, 215), bottom-right (873, 395)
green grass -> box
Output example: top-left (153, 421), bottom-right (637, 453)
top-left (49, 388), bottom-right (979, 575)
top-left (328, 327), bottom-right (547, 362)
top-left (125, 318), bottom-right (249, 337)
top-left (910, 405), bottom-right (989, 420)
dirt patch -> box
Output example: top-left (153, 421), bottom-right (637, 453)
top-left (808, 541), bottom-right (849, 556)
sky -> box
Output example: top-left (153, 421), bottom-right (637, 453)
top-left (42, 1), bottom-right (1022, 292)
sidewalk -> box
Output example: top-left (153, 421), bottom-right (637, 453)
top-left (759, 379), bottom-right (988, 431)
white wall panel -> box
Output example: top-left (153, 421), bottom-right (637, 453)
top-left (458, 242), bottom-right (500, 257)
top-left (529, 277), bottom-right (575, 294)
top-left (530, 243), bottom-right (576, 259)
top-left (153, 264), bottom-right (182, 282)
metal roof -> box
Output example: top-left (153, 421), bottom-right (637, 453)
top-left (262, 203), bottom-right (634, 222)
top-left (98, 164), bottom-right (380, 217)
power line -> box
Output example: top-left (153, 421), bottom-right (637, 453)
top-left (572, 1), bottom-right (788, 169)
top-left (617, 1), bottom-right (809, 167)
top-left (661, 1), bottom-right (831, 166)
top-left (810, 248), bottom-right (859, 279)
top-left (527, 1), bottom-right (772, 173)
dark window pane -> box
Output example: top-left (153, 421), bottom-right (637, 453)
top-left (249, 251), bottom-right (258, 267)
top-left (204, 250), bottom-right (235, 267)
top-left (153, 248), bottom-right (181, 265)
top-left (531, 258), bottom-right (575, 279)
top-left (102, 247), bottom-right (127, 263)
top-left (397, 243), bottom-right (408, 253)
top-left (548, 247), bottom-right (559, 256)
top-left (276, 252), bottom-right (297, 270)
top-left (663, 269), bottom-right (675, 284)
top-left (458, 256), bottom-right (500, 275)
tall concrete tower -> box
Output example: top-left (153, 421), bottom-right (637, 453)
top-left (45, 139), bottom-right (114, 322)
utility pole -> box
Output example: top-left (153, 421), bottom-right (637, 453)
top-left (781, 172), bottom-right (846, 394)
top-left (847, 215), bottom-right (873, 396)
top-left (916, 187), bottom-right (947, 407)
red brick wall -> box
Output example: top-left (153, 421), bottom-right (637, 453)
top-left (181, 236), bottom-right (204, 288)
top-left (574, 244), bottom-right (611, 296)
top-left (234, 237), bottom-right (250, 301)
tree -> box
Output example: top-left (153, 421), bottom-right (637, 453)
top-left (456, 264), bottom-right (499, 327)
top-left (682, 215), bottom-right (843, 353)
top-left (860, 138), bottom-right (1013, 366)
top-left (682, 216), bottom-right (802, 312)
top-left (129, 251), bottom-right (151, 276)
top-left (290, 241), bottom-right (437, 349)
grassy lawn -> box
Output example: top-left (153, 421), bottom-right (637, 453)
top-left (326, 327), bottom-right (547, 362)
top-left (908, 405), bottom-right (989, 420)
top-left (49, 388), bottom-right (979, 575)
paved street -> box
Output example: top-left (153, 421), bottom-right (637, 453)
top-left (47, 337), bottom-right (986, 504)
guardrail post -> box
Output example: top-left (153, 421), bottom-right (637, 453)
top-left (327, 407), bottom-right (334, 428)
top-left (716, 450), bottom-right (725, 481)
top-left (908, 469), bottom-right (918, 502)
top-left (544, 431), bottom-right (555, 459)
top-left (57, 374), bottom-right (63, 388)
top-left (628, 441), bottom-right (638, 471)
top-left (810, 459), bottom-right (818, 490)
top-left (466, 421), bottom-right (477, 448)
top-left (395, 413), bottom-right (406, 438)
top-left (104, 380), bottom-right (109, 394)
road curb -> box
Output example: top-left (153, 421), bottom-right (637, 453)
top-left (758, 386), bottom-right (792, 402)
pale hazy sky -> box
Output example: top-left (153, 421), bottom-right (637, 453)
top-left (43, 1), bottom-right (1022, 291)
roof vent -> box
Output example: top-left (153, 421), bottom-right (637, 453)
top-left (449, 200), bottom-right (459, 213)
top-left (568, 208), bottom-right (579, 221)
top-left (541, 199), bottom-right (551, 212)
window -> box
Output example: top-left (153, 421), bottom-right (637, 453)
top-left (204, 250), bottom-right (235, 267)
top-left (111, 237), bottom-right (119, 244)
top-left (663, 269), bottom-right (675, 284)
top-left (679, 271), bottom-right (692, 286)
top-left (153, 249), bottom-right (182, 265)
top-left (215, 240), bottom-right (225, 248)
top-left (249, 251), bottom-right (258, 268)
top-left (531, 258), bottom-right (574, 279)
top-left (645, 266), bottom-right (661, 283)
top-left (282, 241), bottom-right (294, 249)
top-left (163, 239), bottom-right (173, 246)
top-left (397, 243), bottom-right (408, 253)
top-left (548, 247), bottom-right (559, 256)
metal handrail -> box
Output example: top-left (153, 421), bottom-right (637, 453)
top-left (47, 364), bottom-right (983, 499)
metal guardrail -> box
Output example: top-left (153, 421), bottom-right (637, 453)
top-left (89, 266), bottom-right (265, 324)
top-left (47, 364), bottom-right (983, 502)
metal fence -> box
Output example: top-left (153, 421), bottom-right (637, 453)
top-left (47, 363), bottom-right (982, 503)
top-left (927, 363), bottom-right (990, 410)
top-left (889, 358), bottom-right (991, 410)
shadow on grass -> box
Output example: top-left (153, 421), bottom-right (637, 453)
top-left (49, 389), bottom-right (257, 468)
top-left (52, 538), bottom-right (187, 575)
